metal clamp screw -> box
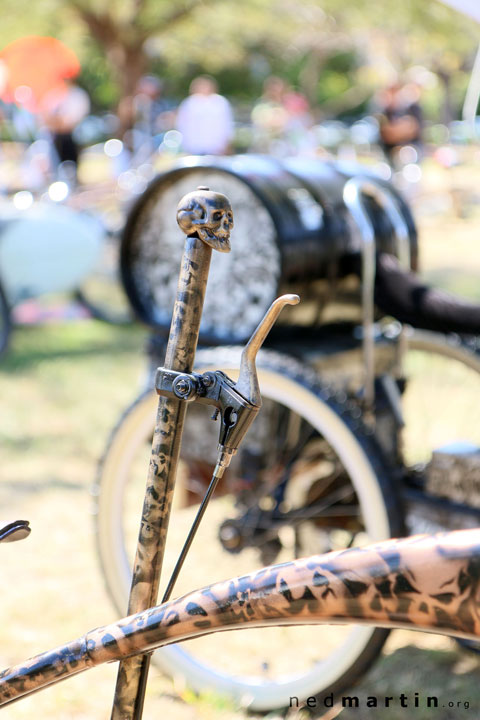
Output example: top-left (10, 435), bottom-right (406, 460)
top-left (173, 374), bottom-right (197, 400)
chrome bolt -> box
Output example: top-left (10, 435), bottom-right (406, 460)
top-left (173, 374), bottom-right (196, 399)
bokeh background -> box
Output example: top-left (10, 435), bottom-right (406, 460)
top-left (0, 1), bottom-right (479, 718)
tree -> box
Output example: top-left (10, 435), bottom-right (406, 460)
top-left (66, 0), bottom-right (216, 134)
top-left (0, 0), bottom-right (478, 129)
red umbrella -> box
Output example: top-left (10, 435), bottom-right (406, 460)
top-left (0, 35), bottom-right (80, 112)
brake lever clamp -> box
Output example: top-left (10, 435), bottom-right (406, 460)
top-left (155, 367), bottom-right (258, 468)
top-left (155, 293), bottom-right (299, 468)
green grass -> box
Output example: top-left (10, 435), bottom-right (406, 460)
top-left (0, 322), bottom-right (147, 492)
top-left (0, 320), bottom-right (261, 720)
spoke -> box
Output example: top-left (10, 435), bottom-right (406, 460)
top-left (231, 483), bottom-right (359, 547)
top-left (285, 504), bottom-right (360, 521)
top-left (261, 402), bottom-right (318, 476)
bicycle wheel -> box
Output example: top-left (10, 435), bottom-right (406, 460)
top-left (94, 349), bottom-right (402, 712)
top-left (374, 329), bottom-right (480, 545)
top-left (400, 330), bottom-right (480, 468)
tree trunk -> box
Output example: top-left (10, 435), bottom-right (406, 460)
top-left (105, 41), bottom-right (147, 138)
top-left (71, 6), bottom-right (148, 137)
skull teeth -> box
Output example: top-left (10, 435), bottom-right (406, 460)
top-left (201, 228), bottom-right (228, 240)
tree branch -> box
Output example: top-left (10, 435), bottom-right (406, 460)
top-left (69, 2), bottom-right (120, 47)
top-left (150, 0), bottom-right (214, 33)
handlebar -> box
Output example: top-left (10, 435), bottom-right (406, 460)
top-left (375, 252), bottom-right (480, 337)
top-left (1, 528), bottom-right (479, 706)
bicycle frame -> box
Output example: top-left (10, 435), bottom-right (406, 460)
top-left (1, 527), bottom-right (480, 707)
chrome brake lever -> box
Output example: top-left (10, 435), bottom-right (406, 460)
top-left (235, 293), bottom-right (300, 408)
top-left (216, 292), bottom-right (299, 466)
top-left (155, 293), bottom-right (299, 468)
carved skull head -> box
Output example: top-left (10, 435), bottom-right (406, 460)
top-left (176, 187), bottom-right (233, 252)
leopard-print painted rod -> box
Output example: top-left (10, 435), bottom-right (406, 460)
top-left (1, 529), bottom-right (480, 707)
top-left (111, 187), bottom-right (233, 719)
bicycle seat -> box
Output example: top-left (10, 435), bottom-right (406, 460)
top-left (0, 520), bottom-right (31, 543)
top-left (375, 252), bottom-right (480, 336)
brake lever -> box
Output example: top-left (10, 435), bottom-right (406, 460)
top-left (156, 292), bottom-right (300, 607)
top-left (235, 294), bottom-right (300, 407)
top-left (155, 293), bottom-right (299, 468)
top-left (216, 292), bottom-right (299, 465)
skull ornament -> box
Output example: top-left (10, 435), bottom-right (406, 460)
top-left (176, 187), bottom-right (233, 252)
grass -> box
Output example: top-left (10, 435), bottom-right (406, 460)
top-left (0, 177), bottom-right (479, 719)
top-left (0, 320), bottom-right (261, 720)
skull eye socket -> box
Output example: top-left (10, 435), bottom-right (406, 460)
top-left (212, 211), bottom-right (223, 222)
top-left (190, 200), bottom-right (206, 220)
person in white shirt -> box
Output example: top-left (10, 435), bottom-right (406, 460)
top-left (176, 75), bottom-right (234, 155)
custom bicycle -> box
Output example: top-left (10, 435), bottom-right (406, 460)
top-left (1, 186), bottom-right (480, 719)
top-left (93, 172), bottom-right (480, 712)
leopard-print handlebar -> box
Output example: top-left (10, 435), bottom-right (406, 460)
top-left (1, 528), bottom-right (479, 706)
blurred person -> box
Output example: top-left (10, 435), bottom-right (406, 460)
top-left (377, 81), bottom-right (423, 165)
top-left (134, 75), bottom-right (166, 137)
top-left (0, 59), bottom-right (7, 127)
top-left (176, 75), bottom-right (234, 155)
top-left (251, 76), bottom-right (290, 150)
top-left (0, 72), bottom-right (38, 143)
top-left (130, 75), bottom-right (175, 162)
top-left (251, 75), bottom-right (313, 154)
top-left (283, 84), bottom-right (314, 154)
top-left (41, 80), bottom-right (90, 179)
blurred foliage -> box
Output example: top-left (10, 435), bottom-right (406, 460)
top-left (78, 47), bottom-right (120, 109)
top-left (0, 0), bottom-right (478, 122)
